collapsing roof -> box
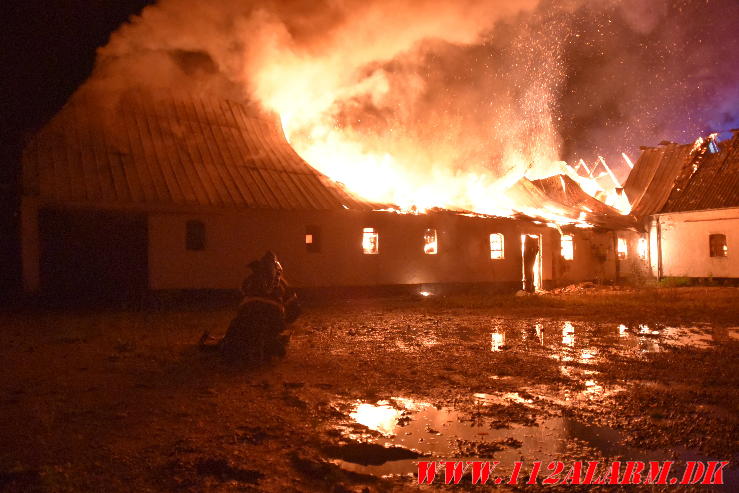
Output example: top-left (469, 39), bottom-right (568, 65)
top-left (22, 87), bottom-right (638, 230)
top-left (624, 129), bottom-right (739, 216)
top-left (22, 89), bottom-right (377, 211)
top-left (505, 175), bottom-right (636, 230)
top-left (661, 131), bottom-right (739, 213)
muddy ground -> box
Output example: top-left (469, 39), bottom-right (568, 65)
top-left (0, 286), bottom-right (737, 492)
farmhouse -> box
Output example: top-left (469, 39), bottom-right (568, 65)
top-left (620, 131), bottom-right (739, 281)
top-left (20, 88), bottom-right (630, 299)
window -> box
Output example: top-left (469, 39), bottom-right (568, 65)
top-left (362, 227), bottom-right (379, 255)
top-left (186, 220), bottom-right (206, 251)
top-left (305, 225), bottom-right (321, 253)
top-left (489, 233), bottom-right (504, 259)
top-left (709, 234), bottom-right (728, 257)
top-left (617, 238), bottom-right (627, 259)
top-left (424, 228), bottom-right (438, 255)
top-left (637, 237), bottom-right (648, 260)
top-left (561, 234), bottom-right (574, 260)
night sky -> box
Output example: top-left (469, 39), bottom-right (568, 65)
top-left (2, 1), bottom-right (155, 177)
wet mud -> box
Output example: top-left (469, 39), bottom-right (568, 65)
top-left (0, 287), bottom-right (737, 491)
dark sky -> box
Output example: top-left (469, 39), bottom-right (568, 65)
top-left (2, 0), bottom-right (155, 182)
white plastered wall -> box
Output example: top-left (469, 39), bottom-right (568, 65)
top-left (654, 208), bottom-right (739, 278)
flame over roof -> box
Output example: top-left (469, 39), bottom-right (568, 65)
top-left (23, 88), bottom-right (639, 231)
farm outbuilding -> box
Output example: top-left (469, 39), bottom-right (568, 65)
top-left (20, 88), bottom-right (629, 300)
top-left (620, 130), bottom-right (739, 280)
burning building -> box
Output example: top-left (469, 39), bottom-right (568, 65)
top-left (19, 87), bottom-right (632, 300)
top-left (619, 131), bottom-right (739, 281)
top-left (28, 0), bottom-right (739, 299)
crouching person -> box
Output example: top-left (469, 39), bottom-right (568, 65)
top-left (201, 251), bottom-right (300, 365)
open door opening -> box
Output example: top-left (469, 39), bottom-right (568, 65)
top-left (39, 209), bottom-right (148, 303)
top-left (521, 234), bottom-right (542, 292)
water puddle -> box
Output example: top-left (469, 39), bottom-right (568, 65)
top-left (660, 326), bottom-right (739, 349)
top-left (330, 396), bottom-right (606, 476)
top-left (329, 396), bottom-right (737, 488)
top-left (489, 322), bottom-right (738, 360)
top-left (332, 396), bottom-right (569, 476)
top-left (324, 321), bottom-right (738, 485)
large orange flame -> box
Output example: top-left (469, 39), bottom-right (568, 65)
top-left (244, 2), bottom-right (631, 225)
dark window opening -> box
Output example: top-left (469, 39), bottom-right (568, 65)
top-left (305, 225), bottom-right (321, 253)
top-left (709, 234), bottom-right (727, 257)
top-left (186, 220), bottom-right (206, 251)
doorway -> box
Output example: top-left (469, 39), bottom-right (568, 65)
top-left (39, 209), bottom-right (148, 302)
top-left (521, 234), bottom-right (542, 292)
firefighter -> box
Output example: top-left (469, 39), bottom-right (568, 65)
top-left (200, 251), bottom-right (300, 364)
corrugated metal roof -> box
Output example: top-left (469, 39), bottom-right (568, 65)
top-left (660, 131), bottom-right (739, 213)
top-left (623, 142), bottom-right (693, 216)
top-left (623, 130), bottom-right (739, 216)
top-left (23, 89), bottom-right (378, 211)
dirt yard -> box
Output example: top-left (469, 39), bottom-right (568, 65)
top-left (1, 286), bottom-right (738, 492)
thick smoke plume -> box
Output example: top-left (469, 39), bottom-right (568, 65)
top-left (81, 0), bottom-right (739, 211)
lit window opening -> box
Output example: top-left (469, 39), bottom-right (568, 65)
top-left (489, 233), bottom-right (504, 259)
top-left (637, 237), bottom-right (648, 260)
top-left (424, 228), bottom-right (438, 255)
top-left (617, 238), bottom-right (627, 259)
top-left (561, 234), bottom-right (574, 260)
top-left (305, 225), bottom-right (321, 253)
top-left (709, 234), bottom-right (728, 257)
top-left (362, 227), bottom-right (379, 255)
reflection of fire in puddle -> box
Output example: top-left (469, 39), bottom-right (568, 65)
top-left (490, 321), bottom-right (739, 360)
top-left (490, 331), bottom-right (506, 351)
top-left (615, 324), bottom-right (739, 353)
top-left (582, 379), bottom-right (604, 397)
top-left (562, 321), bottom-right (575, 347)
top-left (334, 396), bottom-right (573, 477)
top-left (328, 321), bottom-right (739, 483)
top-left (661, 326), bottom-right (739, 348)
top-left (350, 402), bottom-right (403, 436)
top-left (580, 350), bottom-right (595, 362)
top-left (331, 396), bottom-right (737, 486)
top-left (638, 324), bottom-right (660, 336)
top-left (331, 395), bottom-right (735, 483)
top-left (535, 323), bottom-right (544, 345)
